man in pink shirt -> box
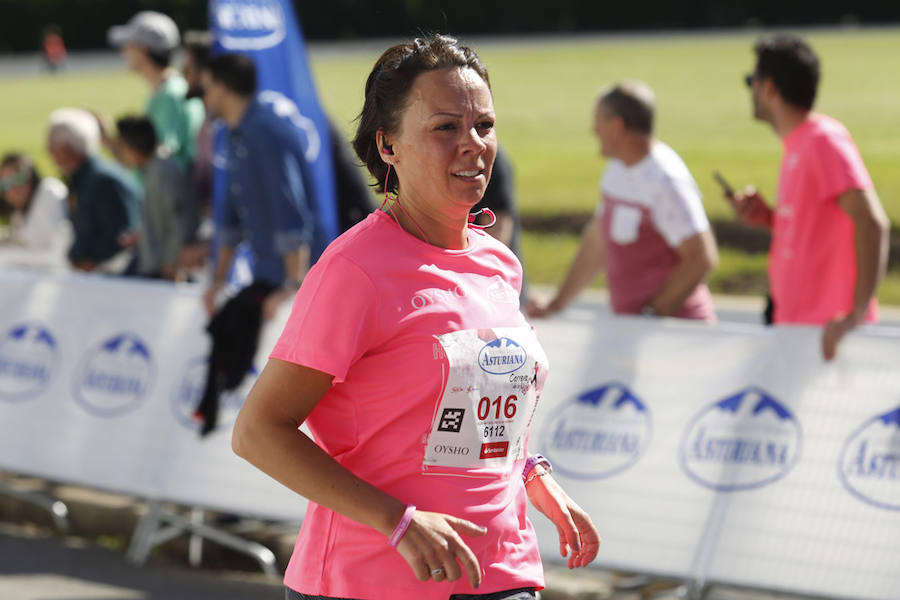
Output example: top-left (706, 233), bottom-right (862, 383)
top-left (529, 81), bottom-right (719, 322)
top-left (730, 35), bottom-right (889, 361)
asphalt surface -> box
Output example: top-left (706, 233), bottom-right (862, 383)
top-left (0, 523), bottom-right (283, 600)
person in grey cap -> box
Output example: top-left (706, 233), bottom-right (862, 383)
top-left (108, 11), bottom-right (205, 171)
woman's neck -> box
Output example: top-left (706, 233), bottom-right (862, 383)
top-left (383, 192), bottom-right (469, 250)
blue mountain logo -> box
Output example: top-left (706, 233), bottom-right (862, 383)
top-left (541, 382), bottom-right (652, 480)
top-left (101, 335), bottom-right (151, 359)
top-left (0, 321), bottom-right (59, 400)
top-left (478, 337), bottom-right (527, 375)
top-left (877, 408), bottom-right (900, 427)
top-left (838, 405), bottom-right (900, 511)
top-left (73, 332), bottom-right (155, 417)
top-left (578, 383), bottom-right (647, 413)
top-left (679, 387), bottom-right (802, 491)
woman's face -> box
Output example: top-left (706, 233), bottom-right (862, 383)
top-left (0, 164), bottom-right (31, 209)
top-left (387, 67), bottom-right (497, 215)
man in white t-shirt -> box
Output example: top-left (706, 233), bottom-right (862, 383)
top-left (528, 80), bottom-right (718, 321)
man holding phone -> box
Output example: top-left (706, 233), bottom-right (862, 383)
top-left (528, 81), bottom-right (718, 322)
top-left (729, 34), bottom-right (889, 361)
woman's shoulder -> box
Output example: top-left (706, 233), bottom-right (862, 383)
top-left (34, 177), bottom-right (68, 203)
top-left (467, 227), bottom-right (522, 275)
top-left (469, 225), bottom-right (515, 254)
top-left (317, 211), bottom-right (395, 266)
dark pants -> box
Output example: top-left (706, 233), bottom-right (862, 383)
top-left (285, 587), bottom-right (536, 600)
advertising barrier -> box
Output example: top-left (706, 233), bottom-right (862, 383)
top-left (528, 315), bottom-right (900, 600)
top-left (0, 269), bottom-right (304, 520)
top-left (1, 269), bottom-right (898, 599)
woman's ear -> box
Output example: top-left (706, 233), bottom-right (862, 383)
top-left (377, 129), bottom-right (395, 163)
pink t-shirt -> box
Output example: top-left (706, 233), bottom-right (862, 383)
top-left (770, 114), bottom-right (877, 324)
top-left (599, 141), bottom-right (716, 321)
top-left (270, 210), bottom-right (545, 599)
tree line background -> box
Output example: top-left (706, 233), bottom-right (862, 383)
top-left (0, 0), bottom-right (898, 53)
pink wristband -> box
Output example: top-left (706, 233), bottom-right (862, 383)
top-left (389, 504), bottom-right (416, 547)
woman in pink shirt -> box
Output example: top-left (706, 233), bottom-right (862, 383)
top-left (232, 35), bottom-right (600, 600)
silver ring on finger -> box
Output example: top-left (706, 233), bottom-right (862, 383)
top-left (430, 567), bottom-right (444, 578)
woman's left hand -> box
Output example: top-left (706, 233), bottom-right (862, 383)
top-left (526, 469), bottom-right (600, 569)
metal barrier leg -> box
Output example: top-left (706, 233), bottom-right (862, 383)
top-left (125, 501), bottom-right (279, 580)
top-left (165, 510), bottom-right (279, 579)
top-left (686, 579), bottom-right (708, 600)
top-left (126, 499), bottom-right (164, 564)
top-left (188, 507), bottom-right (204, 567)
top-left (0, 479), bottom-right (69, 532)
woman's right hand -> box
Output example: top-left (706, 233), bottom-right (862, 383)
top-left (394, 510), bottom-right (486, 588)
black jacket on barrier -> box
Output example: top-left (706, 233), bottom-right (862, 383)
top-left (194, 281), bottom-right (276, 437)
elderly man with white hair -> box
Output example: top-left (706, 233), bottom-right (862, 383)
top-left (47, 108), bottom-right (141, 273)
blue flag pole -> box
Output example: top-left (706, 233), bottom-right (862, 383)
top-left (208, 0), bottom-right (339, 260)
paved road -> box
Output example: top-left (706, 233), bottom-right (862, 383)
top-left (0, 524), bottom-right (283, 600)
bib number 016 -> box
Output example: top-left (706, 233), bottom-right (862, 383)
top-left (477, 394), bottom-right (517, 420)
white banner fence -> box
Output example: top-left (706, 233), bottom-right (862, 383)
top-left (1, 270), bottom-right (898, 599)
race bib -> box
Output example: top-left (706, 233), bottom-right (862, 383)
top-left (423, 326), bottom-right (549, 473)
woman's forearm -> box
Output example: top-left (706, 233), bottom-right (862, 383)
top-left (233, 418), bottom-right (406, 537)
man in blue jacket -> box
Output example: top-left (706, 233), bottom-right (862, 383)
top-left (46, 108), bottom-right (141, 274)
top-left (200, 53), bottom-right (317, 319)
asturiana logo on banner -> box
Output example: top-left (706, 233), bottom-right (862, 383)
top-left (541, 382), bottom-right (652, 480)
top-left (213, 0), bottom-right (286, 50)
top-left (172, 357), bottom-right (252, 432)
top-left (74, 333), bottom-right (154, 417)
top-left (679, 387), bottom-right (802, 491)
top-left (478, 337), bottom-right (526, 375)
top-left (839, 406), bottom-right (900, 511)
top-left (0, 322), bottom-right (58, 401)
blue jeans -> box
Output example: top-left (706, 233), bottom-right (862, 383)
top-left (285, 587), bottom-right (536, 600)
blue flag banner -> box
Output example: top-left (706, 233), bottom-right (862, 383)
top-left (208, 0), bottom-right (339, 260)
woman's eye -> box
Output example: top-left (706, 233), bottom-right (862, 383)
top-left (477, 121), bottom-right (495, 131)
top-left (436, 123), bottom-right (456, 131)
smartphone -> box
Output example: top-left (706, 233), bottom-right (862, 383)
top-left (712, 171), bottom-right (735, 199)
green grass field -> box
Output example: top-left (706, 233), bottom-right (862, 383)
top-left (3, 28), bottom-right (899, 302)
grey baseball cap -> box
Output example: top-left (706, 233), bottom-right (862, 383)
top-left (108, 11), bottom-right (180, 53)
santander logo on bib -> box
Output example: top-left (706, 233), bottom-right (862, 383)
top-left (478, 337), bottom-right (526, 375)
top-left (212, 0), bottom-right (286, 50)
